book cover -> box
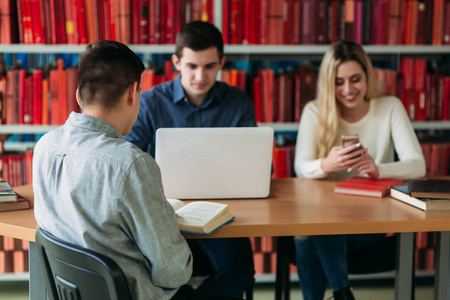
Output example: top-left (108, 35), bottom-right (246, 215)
top-left (329, 0), bottom-right (342, 44)
top-left (260, 0), bottom-right (268, 44)
top-left (316, 0), bottom-right (327, 44)
top-left (0, 0), bottom-right (20, 44)
top-left (405, 0), bottom-right (419, 45)
top-left (432, 0), bottom-right (444, 45)
top-left (32, 69), bottom-right (43, 125)
top-left (230, 0), bottom-right (243, 44)
top-left (148, 0), bottom-right (161, 44)
top-left (167, 199), bottom-right (235, 235)
top-left (300, 0), bottom-right (315, 44)
top-left (390, 185), bottom-right (450, 211)
top-left (0, 180), bottom-right (18, 202)
top-left (414, 58), bottom-right (427, 121)
top-left (49, 59), bottom-right (67, 125)
top-left (409, 178), bottom-right (450, 198)
top-left (0, 198), bottom-right (30, 212)
top-left (30, 0), bottom-right (46, 43)
top-left (334, 177), bottom-right (403, 198)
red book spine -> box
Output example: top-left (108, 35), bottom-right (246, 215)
top-left (437, 75), bottom-right (445, 120)
top-left (260, 0), bottom-right (268, 44)
top-left (23, 74), bottom-right (33, 124)
top-left (432, 0), bottom-right (444, 45)
top-left (344, 0), bottom-right (356, 41)
top-left (354, 0), bottom-right (363, 44)
top-left (253, 77), bottom-right (263, 122)
top-left (64, 0), bottom-right (78, 44)
top-left (22, 0), bottom-right (33, 44)
top-left (107, 0), bottom-right (116, 41)
top-left (18, 69), bottom-right (26, 124)
top-left (30, 0), bottom-right (45, 43)
top-left (222, 0), bottom-right (230, 43)
top-left (444, 0), bottom-right (450, 44)
top-left (288, 0), bottom-right (301, 44)
top-left (230, 0), bottom-right (243, 44)
top-left (76, 0), bottom-right (88, 43)
top-left (137, 0), bottom-right (149, 43)
top-left (329, 0), bottom-right (341, 44)
top-left (131, 0), bottom-right (139, 43)
top-left (0, 0), bottom-right (20, 43)
top-left (422, 0), bottom-right (433, 44)
top-left (301, 0), bottom-right (315, 44)
top-left (148, 0), bottom-right (160, 44)
top-left (316, 0), bottom-right (327, 44)
top-left (165, 0), bottom-right (175, 43)
top-left (442, 77), bottom-right (450, 120)
top-left (15, 0), bottom-right (24, 43)
top-left (414, 58), bottom-right (427, 121)
top-left (54, 0), bottom-right (67, 44)
top-left (32, 69), bottom-right (43, 125)
top-left (84, 0), bottom-right (95, 43)
top-left (405, 0), bottom-right (419, 45)
top-left (120, 0), bottom-right (131, 44)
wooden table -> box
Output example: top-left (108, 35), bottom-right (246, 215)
top-left (2, 178), bottom-right (450, 300)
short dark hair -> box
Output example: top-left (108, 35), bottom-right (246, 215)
top-left (77, 40), bottom-right (145, 110)
top-left (175, 21), bottom-right (224, 60)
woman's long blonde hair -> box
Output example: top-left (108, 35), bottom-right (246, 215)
top-left (316, 41), bottom-right (381, 158)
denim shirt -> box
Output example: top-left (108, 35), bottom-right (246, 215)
top-left (33, 112), bottom-right (192, 300)
top-left (125, 74), bottom-right (257, 157)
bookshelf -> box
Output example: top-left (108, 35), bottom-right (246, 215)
top-left (1, 0), bottom-right (449, 283)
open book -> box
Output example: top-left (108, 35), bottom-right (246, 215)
top-left (167, 199), bottom-right (235, 235)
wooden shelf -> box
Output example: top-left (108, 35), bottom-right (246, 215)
top-left (1, 44), bottom-right (449, 55)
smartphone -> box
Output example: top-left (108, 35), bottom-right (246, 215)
top-left (341, 134), bottom-right (360, 148)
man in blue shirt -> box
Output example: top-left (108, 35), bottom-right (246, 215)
top-left (125, 21), bottom-right (256, 298)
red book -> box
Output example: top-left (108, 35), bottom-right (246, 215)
top-left (0, 76), bottom-right (5, 125)
top-left (405, 0), bottom-right (419, 45)
top-left (131, 0), bottom-right (139, 43)
top-left (148, 0), bottom-right (161, 44)
top-left (222, 0), bottom-right (230, 43)
top-left (402, 89), bottom-right (418, 120)
top-left (371, 0), bottom-right (387, 44)
top-left (400, 58), bottom-right (415, 90)
top-left (30, 0), bottom-right (45, 43)
top-left (334, 177), bottom-right (403, 198)
top-left (414, 58), bottom-right (427, 121)
top-left (84, 0), bottom-right (96, 43)
top-left (5, 70), bottom-right (15, 124)
top-left (444, 0), bottom-right (450, 44)
top-left (443, 77), bottom-right (450, 120)
top-left (141, 69), bottom-right (155, 92)
top-left (42, 77), bottom-right (49, 125)
top-left (164, 0), bottom-right (176, 43)
top-left (243, 0), bottom-right (260, 44)
top-left (329, 0), bottom-right (342, 44)
top-left (75, 0), bottom-right (88, 43)
top-left (64, 0), bottom-right (78, 44)
top-left (17, 69), bottom-right (26, 124)
top-left (432, 0), bottom-right (444, 45)
top-left (354, 0), bottom-right (363, 44)
top-left (276, 74), bottom-right (293, 122)
top-left (0, 0), bottom-right (20, 43)
top-left (260, 0), bottom-right (268, 44)
top-left (119, 0), bottom-right (131, 43)
top-left (316, 0), bottom-right (328, 44)
top-left (300, 0), bottom-right (315, 44)
top-left (421, 0), bottom-right (434, 44)
top-left (23, 74), bottom-right (33, 124)
top-left (66, 68), bottom-right (79, 115)
top-left (386, 0), bottom-right (403, 45)
top-left (437, 75), bottom-right (445, 120)
top-left (32, 69), bottom-right (43, 125)
top-left (253, 77), bottom-right (263, 122)
top-left (287, 0), bottom-right (301, 44)
top-left (344, 0), bottom-right (356, 41)
top-left (137, 0), bottom-right (149, 43)
top-left (49, 59), bottom-right (67, 125)
top-left (21, 0), bottom-right (33, 44)
top-left (230, 0), bottom-right (243, 44)
top-left (295, 64), bottom-right (316, 121)
top-left (53, 0), bottom-right (67, 44)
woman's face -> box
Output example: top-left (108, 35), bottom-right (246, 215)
top-left (334, 60), bottom-right (368, 110)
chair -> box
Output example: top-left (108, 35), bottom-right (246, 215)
top-left (274, 234), bottom-right (398, 300)
top-left (35, 228), bottom-right (132, 300)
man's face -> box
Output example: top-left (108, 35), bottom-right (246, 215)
top-left (172, 47), bottom-right (225, 105)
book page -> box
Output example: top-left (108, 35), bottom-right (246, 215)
top-left (177, 202), bottom-right (227, 226)
top-left (167, 198), bottom-right (185, 211)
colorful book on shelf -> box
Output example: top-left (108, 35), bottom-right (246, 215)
top-left (0, 180), bottom-right (18, 202)
top-left (390, 185), bottom-right (450, 211)
top-left (432, 0), bottom-right (444, 45)
top-left (408, 178), bottom-right (450, 199)
top-left (300, 0), bottom-right (315, 44)
top-left (0, 0), bottom-right (20, 44)
top-left (334, 177), bottom-right (403, 198)
top-left (167, 199), bottom-right (235, 235)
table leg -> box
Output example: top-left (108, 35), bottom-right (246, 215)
top-left (434, 231), bottom-right (450, 300)
top-left (395, 232), bottom-right (415, 300)
top-left (29, 242), bottom-right (47, 300)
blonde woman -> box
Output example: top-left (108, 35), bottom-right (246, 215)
top-left (293, 41), bottom-right (425, 300)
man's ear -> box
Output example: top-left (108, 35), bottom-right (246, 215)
top-left (219, 55), bottom-right (226, 69)
top-left (127, 82), bottom-right (138, 105)
top-left (172, 54), bottom-right (181, 71)
top-left (76, 88), bottom-right (82, 109)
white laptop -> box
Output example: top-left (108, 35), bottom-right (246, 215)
top-left (155, 127), bottom-right (274, 199)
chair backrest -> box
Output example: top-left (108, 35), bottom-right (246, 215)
top-left (35, 228), bottom-right (132, 300)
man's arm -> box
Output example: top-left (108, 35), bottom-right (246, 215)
top-left (13, 184), bottom-right (34, 207)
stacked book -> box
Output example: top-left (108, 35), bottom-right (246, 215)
top-left (390, 179), bottom-right (450, 211)
top-left (0, 180), bottom-right (30, 212)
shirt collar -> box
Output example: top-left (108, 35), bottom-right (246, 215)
top-left (66, 112), bottom-right (123, 139)
top-left (172, 74), bottom-right (223, 106)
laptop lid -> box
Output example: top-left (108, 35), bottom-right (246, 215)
top-left (155, 127), bottom-right (274, 199)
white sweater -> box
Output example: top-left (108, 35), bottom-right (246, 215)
top-left (294, 96), bottom-right (426, 179)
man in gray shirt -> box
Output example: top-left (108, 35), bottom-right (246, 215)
top-left (33, 40), bottom-right (228, 300)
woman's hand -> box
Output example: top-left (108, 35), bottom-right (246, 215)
top-left (352, 151), bottom-right (380, 178)
top-left (321, 143), bottom-right (366, 173)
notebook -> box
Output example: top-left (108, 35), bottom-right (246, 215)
top-left (155, 127), bottom-right (274, 199)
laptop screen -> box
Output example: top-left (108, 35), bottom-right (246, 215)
top-left (155, 127), bottom-right (274, 199)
